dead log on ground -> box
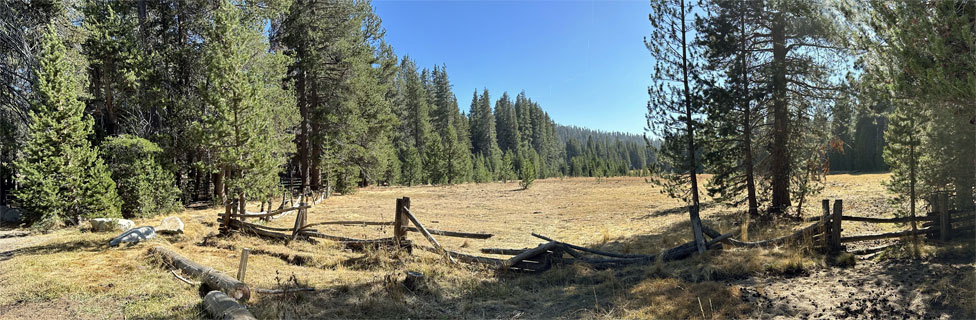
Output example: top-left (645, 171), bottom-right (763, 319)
top-left (503, 242), bottom-right (557, 270)
top-left (204, 290), bottom-right (257, 320)
top-left (530, 233), bottom-right (647, 258)
top-left (149, 246), bottom-right (250, 301)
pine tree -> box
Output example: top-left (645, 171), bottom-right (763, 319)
top-left (645, 0), bottom-right (706, 253)
top-left (399, 146), bottom-right (423, 186)
top-left (82, 0), bottom-right (146, 139)
top-left (101, 134), bottom-right (181, 217)
top-left (199, 0), bottom-right (296, 221)
top-left (14, 25), bottom-right (121, 229)
top-left (518, 151), bottom-right (535, 190)
top-left (883, 102), bottom-right (927, 242)
top-left (697, 0), bottom-right (762, 217)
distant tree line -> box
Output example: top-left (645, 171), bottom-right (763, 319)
top-left (0, 0), bottom-right (653, 228)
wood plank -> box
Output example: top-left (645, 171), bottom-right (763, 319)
top-left (841, 215), bottom-right (932, 223)
top-left (223, 205), bottom-right (309, 219)
top-left (402, 207), bottom-right (456, 264)
top-left (840, 227), bottom-right (936, 243)
top-left (480, 248), bottom-right (527, 255)
top-left (404, 227), bottom-right (493, 239)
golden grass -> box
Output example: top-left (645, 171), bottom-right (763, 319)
top-left (0, 174), bottom-right (904, 319)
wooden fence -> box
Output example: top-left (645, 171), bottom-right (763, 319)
top-left (815, 196), bottom-right (974, 253)
top-left (218, 195), bottom-right (974, 273)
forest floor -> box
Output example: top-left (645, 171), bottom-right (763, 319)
top-left (0, 174), bottom-right (972, 319)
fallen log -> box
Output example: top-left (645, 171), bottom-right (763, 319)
top-left (149, 246), bottom-right (250, 301)
top-left (405, 226), bottom-right (493, 239)
top-left (220, 218), bottom-right (314, 243)
top-left (530, 233), bottom-right (647, 258)
top-left (414, 245), bottom-right (547, 271)
top-left (503, 242), bottom-right (557, 270)
top-left (204, 290), bottom-right (257, 320)
top-left (579, 233), bottom-right (731, 268)
top-left (840, 227), bottom-right (936, 243)
top-left (701, 220), bottom-right (824, 248)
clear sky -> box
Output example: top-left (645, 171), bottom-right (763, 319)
top-left (372, 0), bottom-right (652, 134)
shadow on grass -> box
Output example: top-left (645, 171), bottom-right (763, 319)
top-left (0, 237), bottom-right (112, 262)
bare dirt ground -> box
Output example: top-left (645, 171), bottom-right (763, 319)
top-left (0, 174), bottom-right (972, 319)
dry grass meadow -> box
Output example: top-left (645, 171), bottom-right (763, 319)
top-left (1, 173), bottom-right (973, 319)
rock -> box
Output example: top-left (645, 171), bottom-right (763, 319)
top-left (157, 216), bottom-right (184, 234)
top-left (0, 205), bottom-right (22, 223)
top-left (91, 218), bottom-right (135, 232)
top-left (109, 226), bottom-right (155, 247)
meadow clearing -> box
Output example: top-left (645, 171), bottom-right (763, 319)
top-left (0, 173), bottom-right (972, 319)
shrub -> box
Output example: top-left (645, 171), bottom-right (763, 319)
top-left (101, 135), bottom-right (181, 218)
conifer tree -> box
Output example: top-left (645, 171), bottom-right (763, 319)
top-left (518, 151), bottom-right (535, 190)
top-left (883, 102), bottom-right (927, 241)
top-left (199, 0), bottom-right (296, 220)
top-left (645, 0), bottom-right (706, 253)
top-left (14, 25), bottom-right (121, 229)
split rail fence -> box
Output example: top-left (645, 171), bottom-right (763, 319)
top-left (218, 194), bottom-right (974, 273)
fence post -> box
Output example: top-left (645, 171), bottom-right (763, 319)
top-left (830, 199), bottom-right (843, 252)
top-left (394, 198), bottom-right (405, 245)
top-left (237, 248), bottom-right (250, 282)
top-left (940, 193), bottom-right (951, 241)
top-left (821, 199), bottom-right (830, 250)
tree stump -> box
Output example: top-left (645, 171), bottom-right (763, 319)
top-left (403, 271), bottom-right (425, 291)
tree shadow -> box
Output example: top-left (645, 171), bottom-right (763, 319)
top-left (0, 237), bottom-right (114, 262)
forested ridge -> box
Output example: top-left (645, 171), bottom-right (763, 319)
top-left (0, 0), bottom-right (657, 227)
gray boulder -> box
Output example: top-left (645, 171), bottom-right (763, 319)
top-left (109, 226), bottom-right (155, 247)
top-left (91, 218), bottom-right (135, 232)
top-left (157, 216), bottom-right (184, 234)
top-left (0, 205), bottom-right (22, 223)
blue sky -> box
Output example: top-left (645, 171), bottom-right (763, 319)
top-left (372, 0), bottom-right (652, 134)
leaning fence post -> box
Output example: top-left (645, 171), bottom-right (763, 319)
top-left (237, 248), bottom-right (250, 282)
top-left (821, 199), bottom-right (831, 250)
top-left (830, 199), bottom-right (843, 252)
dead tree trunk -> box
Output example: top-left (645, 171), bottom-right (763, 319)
top-left (203, 290), bottom-right (257, 320)
top-left (149, 246), bottom-right (250, 301)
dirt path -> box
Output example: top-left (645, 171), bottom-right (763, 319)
top-left (736, 258), bottom-right (972, 319)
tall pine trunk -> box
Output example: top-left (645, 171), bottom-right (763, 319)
top-left (680, 0), bottom-right (706, 254)
top-left (741, 1), bottom-right (759, 219)
top-left (770, 12), bottom-right (791, 214)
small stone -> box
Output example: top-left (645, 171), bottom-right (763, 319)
top-left (157, 216), bottom-right (184, 234)
top-left (109, 226), bottom-right (155, 247)
top-left (91, 218), bottom-right (135, 232)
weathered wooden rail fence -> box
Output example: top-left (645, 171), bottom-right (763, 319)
top-left (216, 194), bottom-right (973, 275)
